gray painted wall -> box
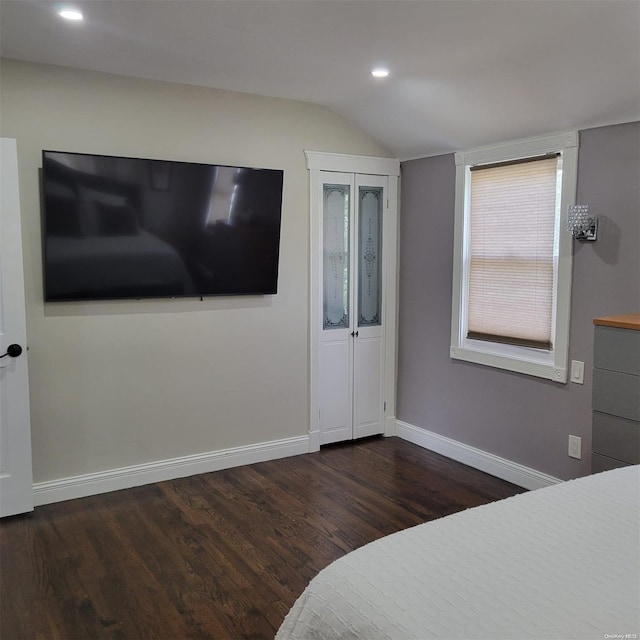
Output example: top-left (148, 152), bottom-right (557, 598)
top-left (397, 121), bottom-right (640, 480)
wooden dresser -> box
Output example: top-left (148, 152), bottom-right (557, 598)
top-left (592, 313), bottom-right (640, 472)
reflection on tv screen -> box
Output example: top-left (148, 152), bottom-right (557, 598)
top-left (42, 150), bottom-right (284, 301)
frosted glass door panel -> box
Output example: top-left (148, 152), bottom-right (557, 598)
top-left (323, 184), bottom-right (350, 330)
top-left (358, 187), bottom-right (382, 327)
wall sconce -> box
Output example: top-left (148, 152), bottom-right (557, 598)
top-left (567, 204), bottom-right (598, 241)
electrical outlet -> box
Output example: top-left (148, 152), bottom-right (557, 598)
top-left (568, 435), bottom-right (582, 459)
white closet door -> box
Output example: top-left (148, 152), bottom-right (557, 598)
top-left (352, 175), bottom-right (385, 439)
top-left (318, 174), bottom-right (354, 445)
top-left (307, 150), bottom-right (399, 451)
top-left (317, 173), bottom-right (386, 445)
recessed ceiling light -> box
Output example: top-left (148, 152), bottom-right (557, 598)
top-left (371, 67), bottom-right (390, 79)
top-left (58, 8), bottom-right (84, 21)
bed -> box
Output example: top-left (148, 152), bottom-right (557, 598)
top-left (276, 465), bottom-right (639, 640)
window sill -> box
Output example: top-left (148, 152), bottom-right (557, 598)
top-left (450, 344), bottom-right (567, 383)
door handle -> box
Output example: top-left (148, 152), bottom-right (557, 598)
top-left (350, 331), bottom-right (359, 337)
top-left (0, 344), bottom-right (23, 359)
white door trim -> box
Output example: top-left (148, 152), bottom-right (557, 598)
top-left (305, 151), bottom-right (400, 177)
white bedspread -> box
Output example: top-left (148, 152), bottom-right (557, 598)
top-left (276, 466), bottom-right (640, 640)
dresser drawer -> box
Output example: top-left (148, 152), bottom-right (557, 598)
top-left (594, 325), bottom-right (640, 375)
top-left (592, 368), bottom-right (640, 421)
top-left (591, 452), bottom-right (632, 474)
top-left (592, 411), bottom-right (640, 464)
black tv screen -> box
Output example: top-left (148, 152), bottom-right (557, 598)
top-left (41, 150), bottom-right (284, 301)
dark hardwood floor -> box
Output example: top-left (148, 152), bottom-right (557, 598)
top-left (1, 436), bottom-right (524, 640)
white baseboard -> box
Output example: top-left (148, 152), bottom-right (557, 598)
top-left (33, 434), bottom-right (310, 506)
top-left (396, 420), bottom-right (561, 490)
top-left (40, 422), bottom-right (560, 507)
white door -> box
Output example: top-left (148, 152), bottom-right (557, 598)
top-left (317, 172), bottom-right (386, 445)
top-left (0, 137), bottom-right (34, 517)
top-left (352, 175), bottom-right (386, 440)
top-left (318, 174), bottom-right (354, 444)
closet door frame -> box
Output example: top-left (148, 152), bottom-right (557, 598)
top-left (306, 151), bottom-right (400, 452)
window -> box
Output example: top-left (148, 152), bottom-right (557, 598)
top-left (450, 132), bottom-right (578, 383)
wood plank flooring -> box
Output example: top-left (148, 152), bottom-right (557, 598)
top-left (0, 437), bottom-right (524, 640)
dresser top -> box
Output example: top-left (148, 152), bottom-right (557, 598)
top-left (594, 313), bottom-right (640, 330)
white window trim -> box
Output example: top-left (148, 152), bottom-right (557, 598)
top-left (450, 132), bottom-right (578, 384)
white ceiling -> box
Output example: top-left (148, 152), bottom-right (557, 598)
top-left (1, 0), bottom-right (639, 159)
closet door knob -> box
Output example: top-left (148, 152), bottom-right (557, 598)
top-left (0, 344), bottom-right (23, 359)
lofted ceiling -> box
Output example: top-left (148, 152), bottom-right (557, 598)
top-left (1, 0), bottom-right (639, 160)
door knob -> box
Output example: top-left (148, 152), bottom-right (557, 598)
top-left (0, 344), bottom-right (23, 358)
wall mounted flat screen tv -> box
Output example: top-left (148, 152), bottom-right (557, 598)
top-left (41, 150), bottom-right (284, 301)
